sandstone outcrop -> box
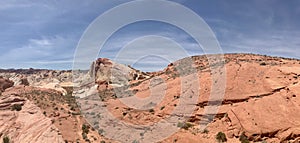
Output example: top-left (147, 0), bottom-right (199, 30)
top-left (0, 94), bottom-right (64, 143)
top-left (1, 53), bottom-right (300, 143)
top-left (85, 54), bottom-right (300, 143)
top-left (0, 77), bottom-right (13, 92)
top-left (92, 58), bottom-right (150, 87)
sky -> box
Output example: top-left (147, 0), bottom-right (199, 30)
top-left (0, 0), bottom-right (299, 71)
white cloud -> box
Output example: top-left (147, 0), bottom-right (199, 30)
top-left (220, 29), bottom-right (300, 58)
top-left (95, 29), bottom-right (204, 71)
top-left (29, 38), bottom-right (53, 47)
top-left (0, 35), bottom-right (76, 69)
top-left (0, 1), bottom-right (32, 10)
top-left (1, 0), bottom-right (299, 70)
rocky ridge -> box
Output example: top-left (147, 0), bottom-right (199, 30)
top-left (0, 53), bottom-right (300, 143)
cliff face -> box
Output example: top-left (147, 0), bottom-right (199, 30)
top-left (0, 53), bottom-right (300, 143)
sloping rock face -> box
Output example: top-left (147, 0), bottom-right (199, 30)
top-left (1, 53), bottom-right (300, 143)
top-left (0, 94), bottom-right (64, 143)
top-left (164, 54), bottom-right (300, 143)
top-left (1, 86), bottom-right (110, 143)
top-left (0, 77), bottom-right (14, 92)
top-left (85, 54), bottom-right (300, 143)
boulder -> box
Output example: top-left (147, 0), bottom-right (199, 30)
top-left (0, 77), bottom-right (14, 92)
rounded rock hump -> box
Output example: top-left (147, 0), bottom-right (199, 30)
top-left (0, 76), bottom-right (14, 92)
top-left (92, 58), bottom-right (150, 87)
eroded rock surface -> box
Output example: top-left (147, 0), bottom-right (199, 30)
top-left (86, 54), bottom-right (300, 143)
top-left (0, 76), bottom-right (14, 92)
top-left (0, 94), bottom-right (64, 143)
top-left (1, 53), bottom-right (300, 143)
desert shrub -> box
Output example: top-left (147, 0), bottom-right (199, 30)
top-left (202, 128), bottom-right (209, 134)
top-left (70, 106), bottom-right (75, 111)
top-left (260, 62), bottom-right (267, 66)
top-left (98, 128), bottom-right (104, 135)
top-left (20, 78), bottom-right (29, 86)
top-left (177, 122), bottom-right (193, 130)
top-left (82, 132), bottom-right (87, 140)
top-left (12, 104), bottom-right (22, 111)
top-left (160, 106), bottom-right (165, 110)
top-left (139, 132), bottom-right (144, 137)
top-left (3, 136), bottom-right (10, 143)
top-left (239, 132), bottom-right (250, 143)
top-left (149, 109), bottom-right (155, 113)
top-left (71, 112), bottom-right (81, 115)
top-left (82, 124), bottom-right (89, 134)
top-left (100, 141), bottom-right (106, 143)
top-left (216, 132), bottom-right (227, 142)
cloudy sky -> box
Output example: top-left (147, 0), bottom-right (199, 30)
top-left (0, 0), bottom-right (299, 71)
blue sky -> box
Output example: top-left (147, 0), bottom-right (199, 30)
top-left (0, 0), bottom-right (299, 71)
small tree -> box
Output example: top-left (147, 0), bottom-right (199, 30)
top-left (82, 132), bottom-right (88, 140)
top-left (260, 62), bottom-right (267, 66)
top-left (149, 109), bottom-right (155, 113)
top-left (239, 132), bottom-right (250, 143)
top-left (12, 104), bottom-right (22, 111)
top-left (202, 128), bottom-right (209, 134)
top-left (216, 132), bottom-right (227, 142)
top-left (82, 124), bottom-right (89, 134)
top-left (3, 136), bottom-right (10, 143)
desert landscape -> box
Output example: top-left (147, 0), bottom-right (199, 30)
top-left (0, 53), bottom-right (300, 143)
top-left (1, 0), bottom-right (299, 143)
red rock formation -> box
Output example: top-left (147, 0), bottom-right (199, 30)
top-left (0, 77), bottom-right (14, 92)
top-left (85, 54), bottom-right (300, 143)
top-left (1, 53), bottom-right (300, 143)
top-left (0, 94), bottom-right (64, 143)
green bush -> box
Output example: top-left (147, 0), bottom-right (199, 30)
top-left (82, 124), bottom-right (89, 134)
top-left (216, 132), bottom-right (227, 142)
top-left (177, 122), bottom-right (193, 130)
top-left (12, 104), bottom-right (22, 111)
top-left (3, 136), bottom-right (10, 143)
top-left (149, 109), bottom-right (155, 113)
top-left (260, 62), bottom-right (267, 66)
top-left (82, 132), bottom-right (87, 140)
top-left (202, 128), bottom-right (209, 134)
top-left (98, 128), bottom-right (104, 135)
top-left (239, 132), bottom-right (250, 143)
